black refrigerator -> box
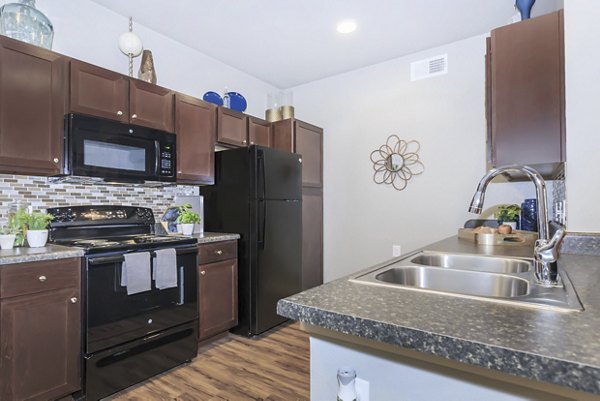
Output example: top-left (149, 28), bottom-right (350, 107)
top-left (200, 145), bottom-right (302, 336)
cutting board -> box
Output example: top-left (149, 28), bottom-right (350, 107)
top-left (458, 228), bottom-right (538, 246)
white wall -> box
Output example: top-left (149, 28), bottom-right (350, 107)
top-left (292, 35), bottom-right (537, 281)
top-left (1, 0), bottom-right (279, 117)
top-left (563, 0), bottom-right (600, 232)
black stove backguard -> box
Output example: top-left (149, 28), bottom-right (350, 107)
top-left (47, 205), bottom-right (199, 401)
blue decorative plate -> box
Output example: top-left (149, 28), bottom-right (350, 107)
top-left (227, 92), bottom-right (247, 112)
top-left (202, 91), bottom-right (223, 106)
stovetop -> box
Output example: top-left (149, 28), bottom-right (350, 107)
top-left (47, 205), bottom-right (198, 253)
top-left (53, 233), bottom-right (198, 253)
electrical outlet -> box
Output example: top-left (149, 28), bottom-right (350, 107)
top-left (356, 378), bottom-right (370, 401)
top-left (392, 245), bottom-right (401, 257)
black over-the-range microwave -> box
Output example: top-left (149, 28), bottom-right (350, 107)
top-left (63, 113), bottom-right (176, 183)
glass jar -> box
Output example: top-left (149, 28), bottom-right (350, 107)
top-left (0, 0), bottom-right (54, 49)
top-left (520, 198), bottom-right (538, 232)
top-left (7, 201), bottom-right (29, 247)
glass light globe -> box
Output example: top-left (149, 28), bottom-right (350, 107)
top-left (118, 31), bottom-right (142, 56)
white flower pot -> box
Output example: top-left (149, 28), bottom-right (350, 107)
top-left (180, 224), bottom-right (194, 236)
top-left (0, 234), bottom-right (16, 250)
top-left (26, 229), bottom-right (48, 248)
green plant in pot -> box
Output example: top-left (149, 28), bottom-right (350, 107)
top-left (176, 203), bottom-right (200, 236)
top-left (0, 224), bottom-right (19, 250)
top-left (7, 208), bottom-right (28, 247)
top-left (495, 204), bottom-right (521, 229)
top-left (25, 211), bottom-right (53, 248)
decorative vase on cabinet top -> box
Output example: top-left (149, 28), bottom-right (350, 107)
top-left (0, 0), bottom-right (54, 49)
top-left (516, 0), bottom-right (536, 20)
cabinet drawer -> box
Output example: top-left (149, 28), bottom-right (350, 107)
top-left (198, 241), bottom-right (237, 264)
top-left (0, 258), bottom-right (80, 299)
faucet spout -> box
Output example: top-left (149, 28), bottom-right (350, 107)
top-left (468, 165), bottom-right (561, 287)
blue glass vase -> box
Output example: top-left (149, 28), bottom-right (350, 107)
top-left (516, 0), bottom-right (536, 20)
top-left (520, 198), bottom-right (538, 232)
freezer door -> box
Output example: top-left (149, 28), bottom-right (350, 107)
top-left (252, 198), bottom-right (302, 334)
top-left (256, 146), bottom-right (302, 200)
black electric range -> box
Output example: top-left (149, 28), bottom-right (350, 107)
top-left (47, 205), bottom-right (199, 401)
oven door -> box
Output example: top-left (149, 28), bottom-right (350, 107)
top-left (65, 113), bottom-right (175, 182)
top-left (84, 246), bottom-right (198, 354)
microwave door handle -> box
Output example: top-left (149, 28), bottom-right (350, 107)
top-left (154, 140), bottom-right (161, 175)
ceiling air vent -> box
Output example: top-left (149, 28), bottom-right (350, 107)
top-left (410, 54), bottom-right (448, 81)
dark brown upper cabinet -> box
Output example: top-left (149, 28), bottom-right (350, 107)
top-left (217, 107), bottom-right (248, 147)
top-left (70, 59), bottom-right (175, 132)
top-left (272, 118), bottom-right (323, 188)
top-left (487, 10), bottom-right (565, 178)
top-left (175, 93), bottom-right (217, 184)
top-left (248, 116), bottom-right (272, 147)
top-left (0, 35), bottom-right (67, 176)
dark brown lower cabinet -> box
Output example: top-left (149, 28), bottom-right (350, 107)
top-left (302, 187), bottom-right (324, 290)
top-left (198, 241), bottom-right (238, 341)
top-left (0, 258), bottom-right (81, 401)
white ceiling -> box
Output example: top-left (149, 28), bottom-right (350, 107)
top-left (90, 0), bottom-right (562, 89)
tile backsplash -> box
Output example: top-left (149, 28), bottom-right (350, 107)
top-left (0, 174), bottom-right (198, 222)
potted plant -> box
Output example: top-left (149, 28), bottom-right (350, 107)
top-left (495, 204), bottom-right (521, 230)
top-left (176, 203), bottom-right (200, 236)
top-left (25, 211), bottom-right (54, 248)
top-left (0, 224), bottom-right (18, 250)
top-left (8, 207), bottom-right (28, 247)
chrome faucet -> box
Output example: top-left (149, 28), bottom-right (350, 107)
top-left (468, 165), bottom-right (565, 287)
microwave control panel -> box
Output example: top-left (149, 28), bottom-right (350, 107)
top-left (159, 143), bottom-right (175, 177)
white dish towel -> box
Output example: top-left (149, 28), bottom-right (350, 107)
top-left (120, 252), bottom-right (152, 295)
top-left (153, 248), bottom-right (178, 290)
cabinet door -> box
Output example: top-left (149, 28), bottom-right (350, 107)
top-left (295, 120), bottom-right (323, 187)
top-left (0, 37), bottom-right (67, 175)
top-left (70, 59), bottom-right (129, 123)
top-left (490, 11), bottom-right (564, 168)
top-left (217, 107), bottom-right (248, 147)
top-left (248, 116), bottom-right (272, 147)
top-left (130, 79), bottom-right (175, 132)
top-left (175, 93), bottom-right (216, 184)
top-left (302, 187), bottom-right (323, 290)
top-left (198, 259), bottom-right (238, 340)
top-left (0, 288), bottom-right (81, 401)
top-left (271, 119), bottom-right (294, 152)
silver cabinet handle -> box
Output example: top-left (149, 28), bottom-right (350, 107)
top-left (242, 140), bottom-right (247, 144)
top-left (38, 275), bottom-right (47, 282)
top-left (250, 141), bottom-right (254, 145)
top-left (117, 110), bottom-right (123, 116)
top-left (200, 270), bottom-right (206, 275)
top-left (216, 250), bottom-right (223, 255)
top-left (131, 113), bottom-right (138, 119)
top-left (53, 158), bottom-right (59, 163)
top-left (70, 297), bottom-right (78, 304)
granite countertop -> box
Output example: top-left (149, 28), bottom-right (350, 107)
top-left (0, 244), bottom-right (84, 265)
top-left (192, 232), bottom-right (240, 244)
top-left (278, 235), bottom-right (600, 395)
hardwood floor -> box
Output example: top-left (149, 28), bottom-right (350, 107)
top-left (108, 322), bottom-right (310, 401)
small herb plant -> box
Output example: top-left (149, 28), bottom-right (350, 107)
top-left (8, 208), bottom-right (28, 246)
top-left (26, 211), bottom-right (54, 230)
top-left (0, 224), bottom-right (19, 235)
top-left (176, 203), bottom-right (200, 224)
top-left (495, 204), bottom-right (521, 222)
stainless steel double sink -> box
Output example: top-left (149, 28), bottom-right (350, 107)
top-left (351, 251), bottom-right (583, 312)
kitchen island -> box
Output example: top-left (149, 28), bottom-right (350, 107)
top-left (278, 236), bottom-right (600, 401)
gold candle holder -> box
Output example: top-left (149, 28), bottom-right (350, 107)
top-left (280, 105), bottom-right (295, 120)
top-left (265, 107), bottom-right (282, 122)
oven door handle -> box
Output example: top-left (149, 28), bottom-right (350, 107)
top-left (87, 246), bottom-right (197, 266)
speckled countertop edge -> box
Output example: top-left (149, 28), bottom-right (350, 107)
top-left (278, 235), bottom-right (600, 395)
top-left (0, 245), bottom-right (84, 265)
top-left (193, 232), bottom-right (240, 244)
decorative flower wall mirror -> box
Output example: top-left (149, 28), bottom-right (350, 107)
top-left (370, 135), bottom-right (424, 191)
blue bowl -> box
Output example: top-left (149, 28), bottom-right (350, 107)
top-left (226, 92), bottom-right (247, 112)
top-left (202, 91), bottom-right (224, 106)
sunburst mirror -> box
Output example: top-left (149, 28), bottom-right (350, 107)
top-left (369, 135), bottom-right (424, 191)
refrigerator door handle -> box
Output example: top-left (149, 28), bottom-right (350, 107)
top-left (258, 150), bottom-right (266, 200)
top-left (258, 200), bottom-right (266, 249)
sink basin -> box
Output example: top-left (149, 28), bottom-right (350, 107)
top-left (351, 251), bottom-right (583, 312)
top-left (376, 266), bottom-right (529, 298)
top-left (410, 252), bottom-right (531, 274)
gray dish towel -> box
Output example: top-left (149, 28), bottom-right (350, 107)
top-left (120, 252), bottom-right (152, 295)
top-left (153, 248), bottom-right (178, 290)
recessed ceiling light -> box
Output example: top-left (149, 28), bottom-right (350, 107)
top-left (337, 19), bottom-right (357, 34)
